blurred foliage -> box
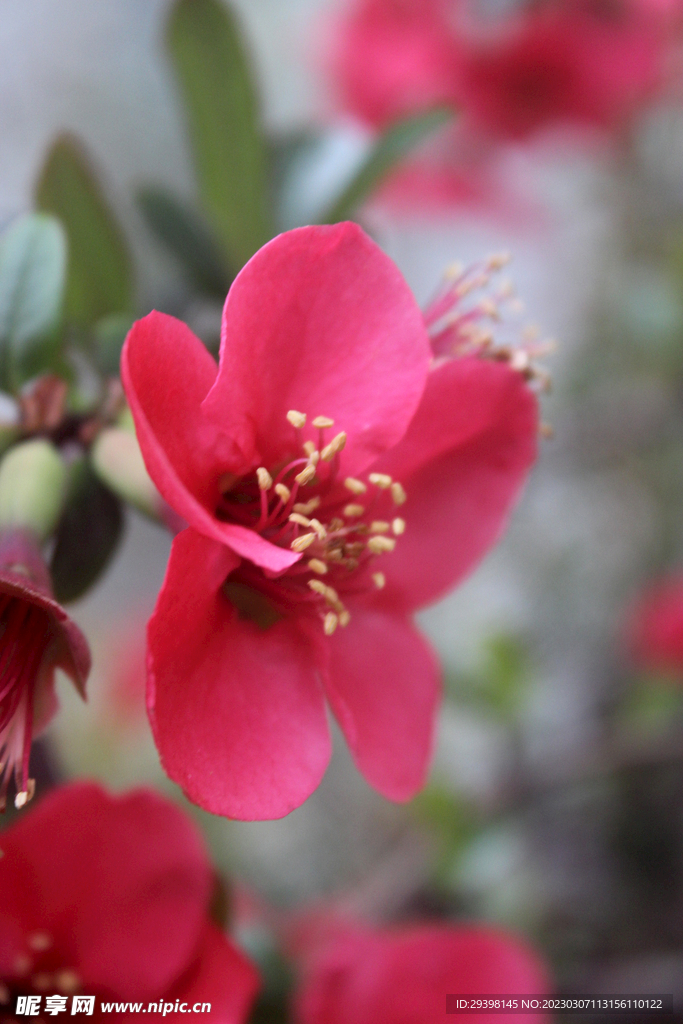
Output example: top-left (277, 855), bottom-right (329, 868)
top-left (167, 0), bottom-right (272, 270)
top-left (35, 134), bottom-right (133, 329)
top-left (445, 632), bottom-right (532, 723)
top-left (321, 108), bottom-right (452, 224)
top-left (0, 213), bottom-right (66, 390)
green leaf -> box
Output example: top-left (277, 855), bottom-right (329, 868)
top-left (320, 108), bottom-right (452, 224)
top-left (166, 0), bottom-right (272, 269)
top-left (50, 459), bottom-right (124, 603)
top-left (0, 213), bottom-right (67, 390)
top-left (35, 134), bottom-right (133, 328)
top-left (137, 186), bottom-right (231, 296)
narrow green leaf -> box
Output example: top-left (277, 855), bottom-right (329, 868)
top-left (320, 108), bottom-right (452, 224)
top-left (137, 186), bottom-right (231, 296)
top-left (50, 459), bottom-right (124, 603)
top-left (35, 134), bottom-right (133, 328)
top-left (0, 214), bottom-right (67, 389)
top-left (167, 0), bottom-right (272, 268)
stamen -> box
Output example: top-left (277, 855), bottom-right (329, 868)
top-left (344, 504), bottom-right (364, 518)
top-left (291, 532), bottom-right (316, 552)
top-left (256, 467), bottom-right (272, 490)
top-left (308, 519), bottom-right (327, 540)
top-left (295, 465), bottom-right (316, 486)
top-left (14, 779), bottom-right (35, 809)
top-left (28, 933), bottom-right (52, 952)
top-left (368, 473), bottom-right (392, 489)
top-left (321, 432), bottom-right (346, 461)
top-left (323, 612), bottom-right (338, 636)
top-left (392, 518), bottom-right (406, 535)
top-left (391, 482), bottom-right (407, 505)
top-left (344, 478), bottom-right (367, 495)
top-left (293, 496), bottom-right (321, 515)
top-left (287, 410), bottom-right (307, 428)
top-left (370, 521), bottom-right (390, 533)
top-left (372, 572), bottom-right (386, 589)
top-left (308, 559), bottom-right (328, 574)
top-left (339, 610), bottom-right (351, 627)
top-left (274, 483), bottom-right (291, 503)
top-left (367, 536), bottom-right (396, 554)
top-left (289, 513), bottom-right (311, 528)
top-left (312, 416), bottom-right (334, 429)
top-left (56, 970), bottom-right (80, 995)
top-left (303, 440), bottom-right (317, 457)
top-left (308, 580), bottom-right (328, 596)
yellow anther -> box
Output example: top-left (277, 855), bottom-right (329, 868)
top-left (308, 559), bottom-right (328, 575)
top-left (369, 473), bottom-right (392, 489)
top-left (289, 512), bottom-right (311, 528)
top-left (312, 416), bottom-right (334, 429)
top-left (339, 610), bottom-right (351, 627)
top-left (303, 440), bottom-right (317, 457)
top-left (287, 410), bottom-right (307, 428)
top-left (487, 251), bottom-right (511, 270)
top-left (370, 521), bottom-right (390, 533)
top-left (392, 518), bottom-right (406, 535)
top-left (391, 482), bottom-right (407, 505)
top-left (344, 477), bottom-right (367, 495)
top-left (372, 572), bottom-right (386, 589)
top-left (445, 261), bottom-right (465, 279)
top-left (323, 612), bottom-right (338, 635)
top-left (308, 579), bottom-right (328, 596)
top-left (344, 504), bottom-right (364, 518)
top-left (293, 496), bottom-right (321, 515)
top-left (321, 431), bottom-right (347, 461)
top-left (28, 933), bottom-right (52, 952)
top-left (256, 467), bottom-right (272, 491)
top-left (274, 483), bottom-right (291, 503)
top-left (56, 970), bottom-right (80, 995)
top-left (324, 585), bottom-right (339, 605)
top-left (309, 518), bottom-right (327, 540)
top-left (295, 464), bottom-right (316, 486)
top-left (328, 517), bottom-right (344, 532)
top-left (367, 536), bottom-right (396, 554)
top-left (291, 532), bottom-right (316, 552)
top-left (14, 780), bottom-right (35, 809)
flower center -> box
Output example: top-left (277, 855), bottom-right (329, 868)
top-left (0, 597), bottom-right (52, 811)
top-left (216, 412), bottom-right (407, 634)
top-left (1, 931), bottom-right (82, 1011)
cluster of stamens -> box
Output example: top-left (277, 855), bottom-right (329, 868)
top-left (217, 411), bottom-right (407, 635)
top-left (424, 252), bottom-right (554, 398)
top-left (0, 931), bottom-right (81, 1004)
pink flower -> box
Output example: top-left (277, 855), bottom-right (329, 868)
top-left (0, 782), bottom-right (259, 1015)
top-left (122, 223), bottom-right (538, 820)
top-left (292, 920), bottom-right (551, 1024)
top-left (626, 574), bottom-right (683, 676)
top-left (0, 530), bottom-right (90, 811)
top-left (332, 0), bottom-right (671, 207)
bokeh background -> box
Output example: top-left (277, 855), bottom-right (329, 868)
top-left (4, 0), bottom-right (683, 1012)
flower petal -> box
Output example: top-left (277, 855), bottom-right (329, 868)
top-left (372, 357), bottom-right (537, 611)
top-left (0, 782), bottom-right (212, 1000)
top-left (122, 311), bottom-right (298, 573)
top-left (148, 529), bottom-right (332, 820)
top-left (169, 924), bottom-right (260, 1022)
top-left (323, 608), bottom-right (440, 801)
top-left (203, 223), bottom-right (431, 478)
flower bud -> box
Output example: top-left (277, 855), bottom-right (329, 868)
top-left (91, 426), bottom-right (162, 521)
top-left (0, 439), bottom-right (67, 542)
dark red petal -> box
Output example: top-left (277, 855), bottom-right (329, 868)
top-left (372, 358), bottom-right (538, 612)
top-left (122, 312), bottom-right (297, 573)
top-left (203, 223), bottom-right (431, 478)
top-left (0, 782), bottom-right (212, 1000)
top-left (170, 924), bottom-right (260, 1022)
top-left (323, 608), bottom-right (440, 801)
top-left (148, 530), bottom-right (331, 819)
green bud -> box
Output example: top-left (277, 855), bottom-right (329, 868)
top-left (91, 426), bottom-right (161, 520)
top-left (0, 438), bottom-right (67, 542)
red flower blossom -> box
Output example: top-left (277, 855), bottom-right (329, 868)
top-left (293, 920), bottom-right (551, 1024)
top-left (333, 0), bottom-right (671, 207)
top-left (122, 222), bottom-right (537, 820)
top-left (0, 531), bottom-right (90, 811)
top-left (626, 574), bottom-right (683, 676)
top-left (0, 782), bottom-right (259, 1016)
